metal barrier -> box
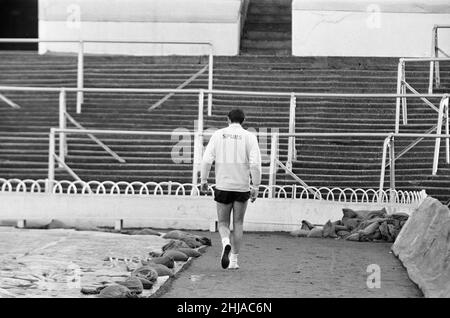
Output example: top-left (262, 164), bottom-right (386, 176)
top-left (1, 85), bottom-right (449, 186)
top-left (430, 24), bottom-right (450, 92)
top-left (0, 177), bottom-right (427, 206)
top-left (0, 38), bottom-right (214, 113)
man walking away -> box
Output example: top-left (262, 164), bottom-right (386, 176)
top-left (200, 109), bottom-right (262, 270)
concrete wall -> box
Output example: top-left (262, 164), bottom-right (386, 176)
top-left (293, 0), bottom-right (450, 57)
top-left (38, 0), bottom-right (243, 56)
top-left (0, 192), bottom-right (419, 232)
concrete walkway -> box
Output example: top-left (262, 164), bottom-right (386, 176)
top-left (160, 232), bottom-right (422, 298)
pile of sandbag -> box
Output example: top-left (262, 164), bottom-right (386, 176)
top-left (290, 207), bottom-right (409, 242)
top-left (80, 230), bottom-right (210, 298)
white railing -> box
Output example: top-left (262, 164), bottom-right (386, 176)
top-left (0, 178), bottom-right (427, 206)
top-left (1, 85), bottom-right (449, 187)
top-left (430, 24), bottom-right (450, 92)
top-left (45, 128), bottom-right (450, 204)
top-left (0, 38), bottom-right (214, 113)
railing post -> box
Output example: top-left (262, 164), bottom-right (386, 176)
top-left (401, 64), bottom-right (407, 125)
top-left (445, 96), bottom-right (449, 164)
top-left (428, 26), bottom-right (437, 94)
top-left (58, 89), bottom-right (67, 167)
top-left (395, 60), bottom-right (403, 133)
top-left (192, 90), bottom-right (205, 185)
top-left (268, 133), bottom-right (278, 198)
top-left (286, 93), bottom-right (296, 170)
top-left (207, 52), bottom-right (213, 116)
top-left (76, 41), bottom-right (84, 114)
top-left (379, 134), bottom-right (391, 203)
top-left (434, 27), bottom-right (441, 89)
top-left (389, 135), bottom-right (396, 203)
top-left (47, 129), bottom-right (55, 193)
top-left (432, 96), bottom-right (447, 175)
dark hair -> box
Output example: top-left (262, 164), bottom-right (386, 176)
top-left (227, 109), bottom-right (245, 124)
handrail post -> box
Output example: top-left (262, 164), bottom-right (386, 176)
top-left (286, 93), bottom-right (296, 170)
top-left (401, 64), bottom-right (407, 125)
top-left (429, 26), bottom-right (437, 94)
top-left (58, 89), bottom-right (67, 167)
top-left (47, 129), bottom-right (55, 193)
top-left (434, 27), bottom-right (441, 89)
top-left (389, 135), bottom-right (396, 203)
top-left (268, 133), bottom-right (279, 198)
top-left (379, 134), bottom-right (391, 203)
top-left (445, 96), bottom-right (449, 164)
top-left (76, 41), bottom-right (84, 114)
top-left (395, 60), bottom-right (403, 133)
top-left (207, 52), bottom-right (213, 116)
top-left (192, 90), bottom-right (205, 185)
top-left (432, 96), bottom-right (447, 175)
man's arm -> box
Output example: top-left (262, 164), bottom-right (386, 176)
top-left (249, 134), bottom-right (262, 201)
top-left (200, 133), bottom-right (216, 188)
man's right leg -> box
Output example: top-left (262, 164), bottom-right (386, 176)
top-left (216, 202), bottom-right (233, 268)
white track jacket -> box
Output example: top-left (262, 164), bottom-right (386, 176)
top-left (201, 123), bottom-right (262, 192)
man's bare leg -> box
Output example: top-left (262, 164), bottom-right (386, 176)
top-left (229, 200), bottom-right (248, 269)
top-left (216, 202), bottom-right (233, 268)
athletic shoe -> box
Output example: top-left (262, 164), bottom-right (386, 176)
top-left (228, 261), bottom-right (239, 270)
top-left (220, 244), bottom-right (231, 269)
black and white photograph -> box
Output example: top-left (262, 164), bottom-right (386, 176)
top-left (0, 0), bottom-right (449, 305)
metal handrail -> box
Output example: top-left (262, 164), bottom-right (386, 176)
top-left (431, 25), bottom-right (450, 91)
top-left (0, 38), bottom-right (214, 113)
top-left (47, 127), bottom-right (450, 195)
top-left (0, 85), bottom-right (447, 98)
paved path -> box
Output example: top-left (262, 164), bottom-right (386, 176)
top-left (160, 232), bottom-right (422, 298)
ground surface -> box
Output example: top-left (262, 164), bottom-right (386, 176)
top-left (160, 231), bottom-right (423, 298)
top-left (0, 227), bottom-right (171, 298)
top-left (0, 227), bottom-right (422, 298)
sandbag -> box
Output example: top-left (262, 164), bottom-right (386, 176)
top-left (307, 227), bottom-right (323, 238)
top-left (175, 248), bottom-right (202, 258)
top-left (144, 263), bottom-right (174, 277)
top-left (117, 277), bottom-right (143, 294)
top-left (345, 233), bottom-right (360, 241)
top-left (136, 277), bottom-right (153, 290)
top-left (98, 284), bottom-right (134, 298)
top-left (289, 229), bottom-right (310, 237)
top-left (342, 208), bottom-right (358, 219)
top-left (342, 218), bottom-right (360, 231)
top-left (131, 266), bottom-right (159, 283)
top-left (162, 230), bottom-right (211, 246)
top-left (45, 219), bottom-right (74, 229)
top-left (336, 230), bottom-right (350, 238)
top-left (150, 256), bottom-right (174, 268)
top-left (162, 239), bottom-right (190, 251)
top-left (122, 228), bottom-right (161, 236)
top-left (322, 220), bottom-right (337, 238)
top-left (301, 220), bottom-right (315, 230)
top-left (358, 222), bottom-right (380, 236)
top-left (163, 250), bottom-right (189, 262)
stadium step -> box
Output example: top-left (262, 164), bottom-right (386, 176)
top-left (1, 52), bottom-right (450, 202)
top-left (240, 0), bottom-right (292, 56)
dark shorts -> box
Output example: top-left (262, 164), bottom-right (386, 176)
top-left (214, 189), bottom-right (251, 204)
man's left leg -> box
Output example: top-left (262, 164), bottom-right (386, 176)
top-left (229, 199), bottom-right (248, 269)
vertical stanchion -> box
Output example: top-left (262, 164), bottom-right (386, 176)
top-left (286, 93), bottom-right (296, 170)
top-left (401, 62), bottom-right (407, 125)
top-left (47, 129), bottom-right (55, 193)
top-left (389, 136), bottom-right (396, 203)
top-left (76, 41), bottom-right (84, 114)
top-left (207, 53), bottom-right (213, 116)
top-left (432, 97), bottom-right (446, 175)
top-left (429, 26), bottom-right (437, 94)
top-left (445, 96), bottom-right (450, 164)
top-left (268, 133), bottom-right (278, 198)
top-left (395, 60), bottom-right (403, 133)
top-left (58, 89), bottom-right (67, 167)
top-left (434, 28), bottom-right (441, 88)
top-left (379, 135), bottom-right (390, 203)
top-left (192, 90), bottom-right (205, 185)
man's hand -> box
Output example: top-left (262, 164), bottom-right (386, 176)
top-left (200, 182), bottom-right (209, 195)
top-left (250, 186), bottom-right (259, 203)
